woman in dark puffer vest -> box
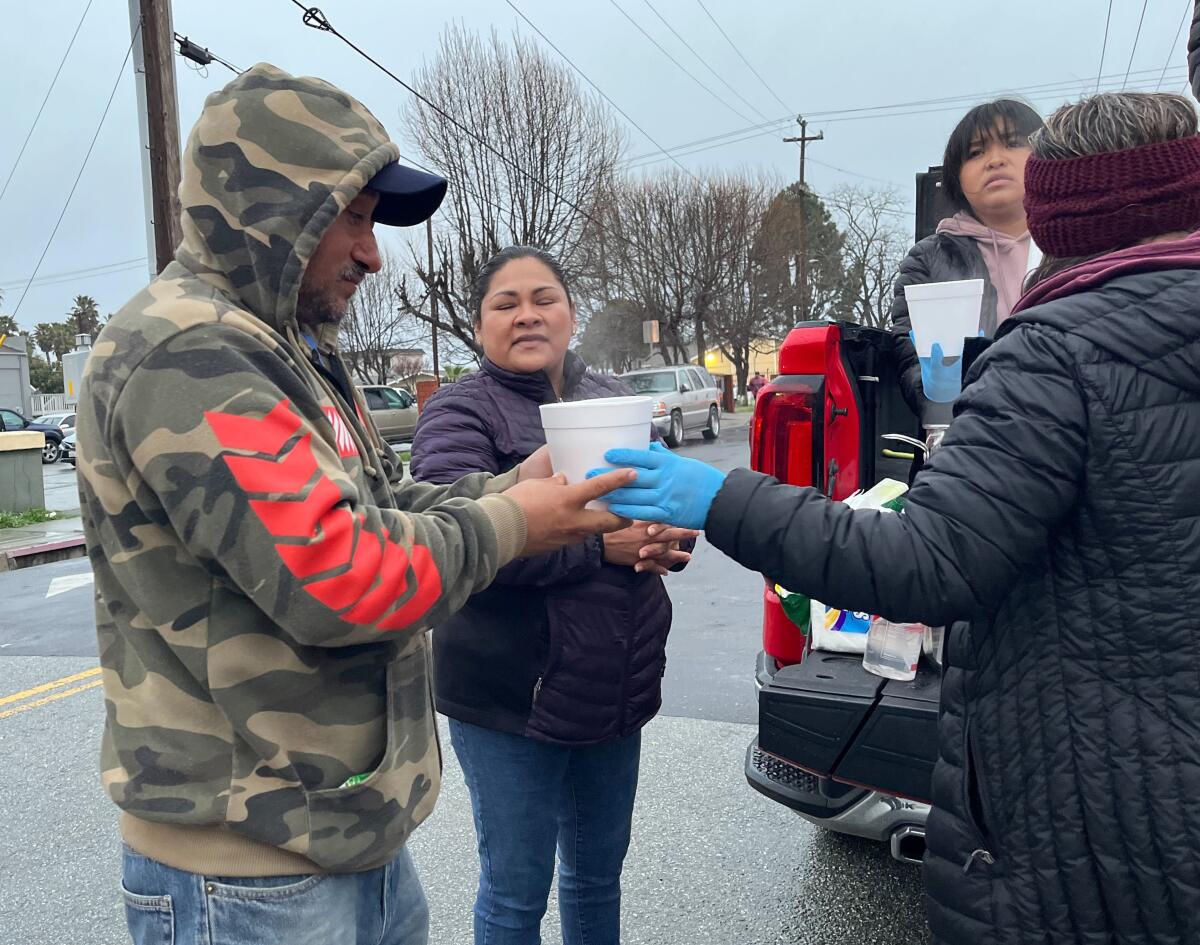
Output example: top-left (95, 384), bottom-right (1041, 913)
top-left (891, 99), bottom-right (1043, 413)
top-left (411, 246), bottom-right (695, 945)
top-left (598, 92), bottom-right (1200, 945)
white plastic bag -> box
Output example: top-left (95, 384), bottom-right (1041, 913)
top-left (808, 479), bottom-right (907, 655)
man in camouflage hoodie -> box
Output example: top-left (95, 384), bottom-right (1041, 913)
top-left (76, 63), bottom-right (629, 945)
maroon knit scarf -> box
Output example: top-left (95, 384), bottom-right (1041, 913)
top-left (1024, 135), bottom-right (1200, 257)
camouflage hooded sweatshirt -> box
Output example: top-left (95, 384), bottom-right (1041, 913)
top-left (76, 63), bottom-right (527, 876)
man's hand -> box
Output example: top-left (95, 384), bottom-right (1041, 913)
top-left (504, 470), bottom-right (632, 556)
top-left (518, 445), bottom-right (554, 482)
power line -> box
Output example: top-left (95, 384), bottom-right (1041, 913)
top-left (607, 0), bottom-right (755, 124)
top-left (1122, 0), bottom-right (1151, 89)
top-left (505, 0), bottom-right (701, 183)
top-left (808, 157), bottom-right (899, 188)
top-left (640, 0), bottom-right (772, 122)
top-left (1096, 0), bottom-right (1114, 92)
top-left (1156, 0), bottom-right (1192, 91)
top-left (14, 29), bottom-right (139, 316)
top-left (621, 67), bottom-right (1188, 170)
top-left (174, 32), bottom-right (242, 75)
top-left (694, 0), bottom-right (792, 114)
top-left (618, 63), bottom-right (1188, 168)
top-left (0, 258), bottom-right (149, 293)
top-left (283, 1), bottom-right (716, 291)
top-left (0, 0), bottom-right (95, 210)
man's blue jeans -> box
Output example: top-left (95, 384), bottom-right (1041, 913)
top-left (449, 719), bottom-right (641, 945)
top-left (120, 844), bottom-right (429, 944)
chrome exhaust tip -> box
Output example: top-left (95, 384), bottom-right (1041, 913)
top-left (890, 825), bottom-right (926, 865)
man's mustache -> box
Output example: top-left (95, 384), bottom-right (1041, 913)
top-left (340, 263), bottom-right (370, 284)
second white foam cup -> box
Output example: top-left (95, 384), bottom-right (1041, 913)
top-left (903, 278), bottom-right (984, 358)
top-left (539, 396), bottom-right (653, 508)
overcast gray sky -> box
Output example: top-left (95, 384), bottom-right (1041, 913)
top-left (0, 0), bottom-right (1193, 334)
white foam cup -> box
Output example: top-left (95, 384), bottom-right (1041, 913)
top-left (538, 396), bottom-right (653, 508)
top-left (903, 278), bottom-right (984, 358)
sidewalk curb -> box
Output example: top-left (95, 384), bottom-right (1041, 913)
top-left (0, 536), bottom-right (87, 572)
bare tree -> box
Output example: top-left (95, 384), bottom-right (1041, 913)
top-left (396, 26), bottom-right (624, 358)
top-left (342, 252), bottom-right (409, 384)
top-left (702, 178), bottom-right (776, 396)
top-left (576, 298), bottom-right (646, 374)
top-left (826, 185), bottom-right (910, 329)
top-left (592, 171), bottom-right (765, 366)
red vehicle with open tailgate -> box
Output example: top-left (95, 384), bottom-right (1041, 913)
top-left (744, 319), bottom-right (941, 865)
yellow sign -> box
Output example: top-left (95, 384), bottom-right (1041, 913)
top-left (68, 381), bottom-right (74, 397)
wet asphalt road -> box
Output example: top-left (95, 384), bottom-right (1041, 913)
top-left (0, 415), bottom-right (929, 943)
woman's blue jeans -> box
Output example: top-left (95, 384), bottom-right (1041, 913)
top-left (449, 719), bottom-right (642, 945)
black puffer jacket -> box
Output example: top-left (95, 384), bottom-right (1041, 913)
top-left (708, 269), bottom-right (1200, 944)
top-left (411, 352), bottom-right (678, 746)
top-left (890, 232), bottom-right (995, 415)
top-left (1188, 1), bottom-right (1200, 99)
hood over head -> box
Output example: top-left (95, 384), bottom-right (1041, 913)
top-left (175, 62), bottom-right (414, 334)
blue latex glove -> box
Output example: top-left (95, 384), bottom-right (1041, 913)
top-left (586, 442), bottom-right (726, 530)
top-left (911, 332), bottom-right (963, 403)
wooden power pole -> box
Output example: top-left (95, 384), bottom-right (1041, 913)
top-left (426, 218), bottom-right (440, 382)
top-left (130, 0), bottom-right (183, 274)
top-left (783, 116), bottom-right (824, 321)
top-left (783, 116), bottom-right (824, 190)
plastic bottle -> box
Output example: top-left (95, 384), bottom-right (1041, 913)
top-left (922, 625), bottom-right (945, 666)
top-left (862, 617), bottom-right (924, 681)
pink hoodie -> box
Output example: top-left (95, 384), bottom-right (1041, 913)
top-left (936, 211), bottom-right (1031, 324)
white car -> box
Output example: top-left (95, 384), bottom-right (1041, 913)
top-left (619, 367), bottom-right (721, 448)
top-left (32, 411), bottom-right (76, 432)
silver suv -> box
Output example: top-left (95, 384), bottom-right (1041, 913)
top-left (620, 366), bottom-right (721, 448)
top-left (359, 385), bottom-right (418, 444)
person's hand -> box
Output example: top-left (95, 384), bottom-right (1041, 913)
top-left (587, 443), bottom-right (726, 530)
top-left (635, 525), bottom-right (698, 575)
top-left (601, 522), bottom-right (696, 574)
top-left (911, 332), bottom-right (965, 403)
top-left (601, 521), bottom-right (656, 567)
top-left (504, 470), bottom-right (632, 556)
top-left (518, 445), bottom-right (554, 482)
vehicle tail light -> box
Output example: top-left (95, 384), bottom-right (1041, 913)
top-left (751, 382), bottom-right (817, 486)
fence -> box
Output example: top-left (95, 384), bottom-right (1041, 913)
top-left (30, 392), bottom-right (67, 415)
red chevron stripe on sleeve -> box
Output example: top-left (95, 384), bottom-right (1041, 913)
top-left (207, 400), bottom-right (443, 633)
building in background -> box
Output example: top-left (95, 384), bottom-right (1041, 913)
top-left (0, 333), bottom-right (32, 417)
top-left (700, 338), bottom-right (782, 391)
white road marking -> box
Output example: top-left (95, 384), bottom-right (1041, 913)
top-left (45, 572), bottom-right (94, 599)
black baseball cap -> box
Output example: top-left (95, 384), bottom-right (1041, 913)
top-left (366, 161), bottom-right (448, 227)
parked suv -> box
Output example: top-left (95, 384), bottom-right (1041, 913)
top-left (745, 321), bottom-right (938, 866)
top-left (358, 385), bottom-right (418, 444)
top-left (32, 411), bottom-right (75, 432)
top-left (0, 408), bottom-right (67, 463)
top-left (619, 366), bottom-right (720, 447)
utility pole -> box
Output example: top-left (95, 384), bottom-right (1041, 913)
top-left (426, 219), bottom-right (440, 383)
top-left (783, 116), bottom-right (823, 190)
top-left (783, 116), bottom-right (824, 322)
top-left (128, 0), bottom-right (183, 275)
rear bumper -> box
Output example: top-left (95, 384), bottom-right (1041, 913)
top-left (745, 738), bottom-right (929, 841)
top-left (750, 648), bottom-right (933, 842)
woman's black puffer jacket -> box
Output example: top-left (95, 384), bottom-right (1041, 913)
top-left (707, 268), bottom-right (1200, 944)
